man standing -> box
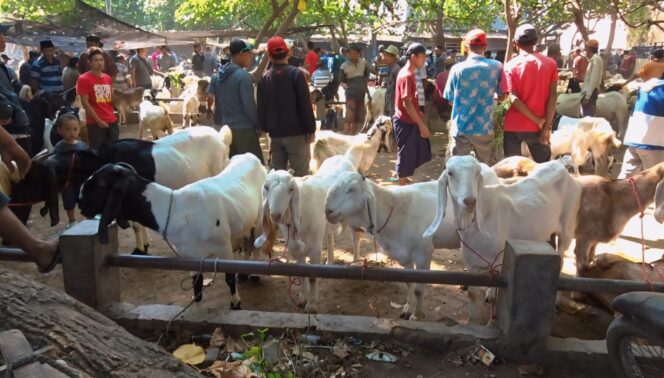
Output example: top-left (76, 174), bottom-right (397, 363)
top-left (30, 40), bottom-right (63, 94)
top-left (77, 47), bottom-right (118, 148)
top-left (0, 27), bottom-right (18, 94)
top-left (502, 24), bottom-right (558, 163)
top-left (305, 41), bottom-right (320, 76)
top-left (382, 45), bottom-right (401, 117)
top-left (157, 46), bottom-right (176, 73)
top-left (567, 47), bottom-right (587, 93)
top-left (623, 47), bottom-right (664, 84)
top-left (340, 44), bottom-right (370, 135)
top-left (257, 36), bottom-right (316, 176)
top-left (618, 77), bottom-right (664, 178)
top-left (129, 48), bottom-right (154, 90)
top-left (78, 35), bottom-right (118, 78)
top-left (19, 51), bottom-right (39, 87)
top-left (443, 29), bottom-right (506, 165)
top-left (433, 45), bottom-right (446, 76)
top-left (618, 48), bottom-right (636, 78)
top-left (207, 39), bottom-right (264, 163)
top-left (393, 43), bottom-right (431, 185)
top-left (328, 47), bottom-right (346, 101)
top-left (582, 39), bottom-right (603, 117)
top-left (192, 43), bottom-right (205, 77)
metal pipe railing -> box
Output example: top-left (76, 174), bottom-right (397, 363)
top-left (558, 276), bottom-right (664, 294)
top-left (0, 247), bottom-right (35, 263)
top-left (105, 255), bottom-right (508, 287)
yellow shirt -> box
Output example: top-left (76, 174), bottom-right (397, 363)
top-left (638, 61), bottom-right (664, 81)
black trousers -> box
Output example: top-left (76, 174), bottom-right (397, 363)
top-left (503, 131), bottom-right (551, 163)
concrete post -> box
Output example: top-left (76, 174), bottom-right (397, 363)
top-left (60, 220), bottom-right (120, 312)
top-left (496, 239), bottom-right (560, 360)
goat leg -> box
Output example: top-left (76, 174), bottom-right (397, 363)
top-left (193, 273), bottom-right (203, 303)
top-left (225, 273), bottom-right (241, 310)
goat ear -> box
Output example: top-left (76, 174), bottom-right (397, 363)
top-left (99, 178), bottom-right (129, 244)
top-left (289, 184), bottom-right (305, 250)
top-left (475, 172), bottom-right (487, 236)
top-left (45, 163), bottom-right (60, 226)
top-left (364, 189), bottom-right (378, 235)
top-left (424, 171), bottom-right (448, 237)
top-left (655, 179), bottom-right (664, 224)
top-left (254, 192), bottom-right (272, 250)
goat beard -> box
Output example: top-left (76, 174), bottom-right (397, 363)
top-left (456, 209), bottom-right (476, 232)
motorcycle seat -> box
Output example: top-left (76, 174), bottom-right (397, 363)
top-left (612, 291), bottom-right (664, 330)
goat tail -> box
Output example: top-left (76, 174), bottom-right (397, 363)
top-left (219, 125), bottom-right (233, 147)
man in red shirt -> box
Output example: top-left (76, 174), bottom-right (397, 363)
top-left (305, 41), bottom-right (320, 76)
top-left (394, 43), bottom-right (431, 185)
top-left (77, 47), bottom-right (118, 148)
top-left (502, 24), bottom-right (558, 163)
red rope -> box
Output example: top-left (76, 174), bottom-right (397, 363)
top-left (457, 230), bottom-right (504, 319)
top-left (627, 177), bottom-right (664, 288)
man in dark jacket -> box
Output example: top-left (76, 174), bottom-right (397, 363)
top-left (207, 39), bottom-right (264, 163)
top-left (192, 43), bottom-right (205, 77)
top-left (257, 36), bottom-right (316, 176)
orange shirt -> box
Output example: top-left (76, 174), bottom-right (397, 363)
top-left (638, 61), bottom-right (664, 81)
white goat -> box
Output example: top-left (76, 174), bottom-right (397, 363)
top-left (556, 92), bottom-right (629, 139)
top-left (324, 169), bottom-right (500, 320)
top-left (138, 98), bottom-right (174, 140)
top-left (424, 156), bottom-right (582, 324)
top-left (310, 116), bottom-right (393, 174)
top-left (364, 86), bottom-right (386, 128)
top-left (254, 156), bottom-right (362, 313)
top-left (79, 153), bottom-right (266, 307)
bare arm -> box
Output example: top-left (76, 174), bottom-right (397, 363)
top-left (402, 95), bottom-right (430, 138)
top-left (80, 95), bottom-right (108, 128)
top-left (0, 126), bottom-right (30, 178)
top-left (544, 82), bottom-right (557, 128)
top-left (509, 93), bottom-right (544, 129)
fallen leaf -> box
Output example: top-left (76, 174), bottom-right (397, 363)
top-left (302, 351), bottom-right (316, 361)
top-left (205, 359), bottom-right (253, 378)
top-left (210, 327), bottom-right (226, 348)
top-left (332, 341), bottom-right (351, 359)
top-left (389, 301), bottom-right (403, 309)
top-left (224, 338), bottom-right (245, 354)
top-left (173, 343), bottom-right (205, 365)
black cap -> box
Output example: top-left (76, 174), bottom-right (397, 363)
top-left (406, 42), bottom-right (426, 57)
top-left (348, 43), bottom-right (364, 52)
top-left (652, 47), bottom-right (664, 60)
top-left (40, 40), bottom-right (55, 49)
top-left (86, 35), bottom-right (101, 44)
top-left (514, 24), bottom-right (537, 44)
top-left (229, 39), bottom-right (257, 55)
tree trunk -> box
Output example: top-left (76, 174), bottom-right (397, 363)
top-left (254, 0), bottom-right (289, 46)
top-left (570, 0), bottom-right (590, 41)
top-left (503, 0), bottom-right (518, 63)
top-left (0, 267), bottom-right (199, 377)
top-left (329, 26), bottom-right (341, 53)
top-left (251, 0), bottom-right (301, 82)
top-left (434, 7), bottom-right (445, 48)
top-left (605, 10), bottom-right (618, 68)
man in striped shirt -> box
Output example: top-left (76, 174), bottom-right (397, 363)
top-left (30, 40), bottom-right (63, 94)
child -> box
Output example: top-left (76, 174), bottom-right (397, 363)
top-left (53, 113), bottom-right (87, 225)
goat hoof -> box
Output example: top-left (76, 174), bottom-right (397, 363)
top-left (194, 294), bottom-right (203, 303)
top-left (249, 275), bottom-right (261, 285)
top-left (131, 249), bottom-right (148, 256)
top-left (230, 301), bottom-right (242, 310)
top-left (238, 274), bottom-right (249, 283)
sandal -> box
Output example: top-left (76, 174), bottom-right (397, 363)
top-left (38, 247), bottom-right (61, 274)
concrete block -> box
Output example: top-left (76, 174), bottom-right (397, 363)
top-left (60, 220), bottom-right (120, 312)
top-left (497, 239), bottom-right (560, 360)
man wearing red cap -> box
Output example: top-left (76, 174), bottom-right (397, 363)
top-left (257, 36), bottom-right (316, 176)
top-left (502, 24), bottom-right (558, 163)
top-left (443, 29), bottom-right (506, 165)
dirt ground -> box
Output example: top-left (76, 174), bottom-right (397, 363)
top-left (3, 120), bottom-right (663, 377)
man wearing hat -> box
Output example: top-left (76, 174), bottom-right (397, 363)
top-left (207, 39), bottom-right (264, 163)
top-left (340, 43), bottom-right (371, 134)
top-left (78, 35), bottom-right (118, 78)
top-left (382, 45), bottom-right (401, 117)
top-left (502, 24), bottom-right (558, 163)
top-left (374, 44), bottom-right (388, 86)
top-left (30, 40), bottom-right (63, 94)
top-left (582, 39), bottom-right (603, 117)
top-left (393, 42), bottom-right (431, 185)
top-left (257, 36), bottom-right (316, 176)
top-left (443, 29), bottom-right (506, 165)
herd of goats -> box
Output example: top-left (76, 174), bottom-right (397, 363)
top-left (2, 69), bottom-right (663, 327)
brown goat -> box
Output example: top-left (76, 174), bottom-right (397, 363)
top-left (580, 253), bottom-right (664, 310)
top-left (491, 156), bottom-right (538, 179)
top-left (113, 87), bottom-right (146, 126)
top-left (574, 163), bottom-right (664, 275)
